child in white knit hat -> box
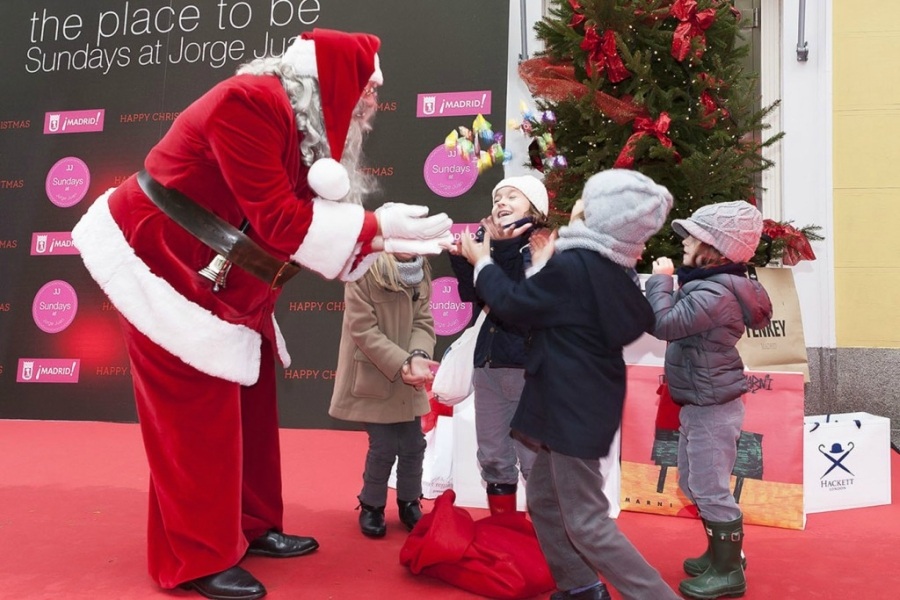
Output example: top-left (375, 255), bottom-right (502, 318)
top-left (459, 169), bottom-right (679, 600)
top-left (448, 175), bottom-right (549, 516)
top-left (646, 200), bottom-right (773, 600)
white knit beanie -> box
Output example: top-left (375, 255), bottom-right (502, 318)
top-left (576, 169), bottom-right (673, 266)
top-left (492, 175), bottom-right (549, 217)
top-left (672, 200), bottom-right (762, 263)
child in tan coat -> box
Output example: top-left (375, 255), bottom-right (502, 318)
top-left (329, 253), bottom-right (439, 537)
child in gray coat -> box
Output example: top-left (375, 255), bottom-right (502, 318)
top-left (647, 200), bottom-right (773, 600)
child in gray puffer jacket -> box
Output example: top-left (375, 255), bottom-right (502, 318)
top-left (646, 200), bottom-right (773, 600)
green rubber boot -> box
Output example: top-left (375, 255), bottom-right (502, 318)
top-left (684, 518), bottom-right (747, 577)
top-left (679, 516), bottom-right (747, 599)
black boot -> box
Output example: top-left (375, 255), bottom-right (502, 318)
top-left (357, 502), bottom-right (386, 538)
top-left (679, 516), bottom-right (746, 599)
top-left (549, 581), bottom-right (612, 600)
top-left (398, 498), bottom-right (423, 531)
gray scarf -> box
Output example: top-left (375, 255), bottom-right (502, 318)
top-left (554, 220), bottom-right (637, 268)
top-left (396, 256), bottom-right (425, 287)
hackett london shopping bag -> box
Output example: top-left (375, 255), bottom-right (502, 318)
top-left (619, 364), bottom-right (806, 530)
top-left (803, 412), bottom-right (892, 513)
top-left (736, 266), bottom-right (810, 381)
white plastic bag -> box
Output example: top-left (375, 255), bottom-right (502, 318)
top-left (432, 310), bottom-right (487, 406)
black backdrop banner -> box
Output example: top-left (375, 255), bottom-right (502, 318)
top-left (0, 0), bottom-right (510, 428)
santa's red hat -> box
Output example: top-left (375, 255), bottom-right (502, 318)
top-left (281, 28), bottom-right (382, 201)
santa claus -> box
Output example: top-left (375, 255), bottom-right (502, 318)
top-left (72, 28), bottom-right (452, 600)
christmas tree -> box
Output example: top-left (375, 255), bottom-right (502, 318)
top-left (516, 0), bottom-right (819, 269)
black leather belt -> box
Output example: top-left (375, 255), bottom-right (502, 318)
top-left (136, 170), bottom-right (301, 289)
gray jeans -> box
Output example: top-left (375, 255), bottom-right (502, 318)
top-left (527, 448), bottom-right (679, 599)
top-left (677, 398), bottom-right (744, 522)
top-left (473, 366), bottom-right (536, 485)
top-left (359, 420), bottom-right (426, 507)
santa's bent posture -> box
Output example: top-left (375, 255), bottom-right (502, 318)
top-left (72, 28), bottom-right (452, 600)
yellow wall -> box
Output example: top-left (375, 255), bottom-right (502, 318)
top-left (833, 3), bottom-right (900, 347)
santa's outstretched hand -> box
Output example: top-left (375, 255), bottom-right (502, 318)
top-left (376, 202), bottom-right (454, 255)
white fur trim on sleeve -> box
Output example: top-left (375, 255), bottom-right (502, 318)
top-left (339, 248), bottom-right (381, 282)
top-left (71, 191), bottom-right (262, 386)
top-left (291, 199), bottom-right (366, 279)
top-left (272, 314), bottom-right (291, 368)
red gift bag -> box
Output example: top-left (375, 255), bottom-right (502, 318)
top-left (399, 490), bottom-right (555, 599)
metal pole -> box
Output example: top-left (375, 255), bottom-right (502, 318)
top-left (797, 0), bottom-right (809, 62)
top-left (519, 0), bottom-right (529, 62)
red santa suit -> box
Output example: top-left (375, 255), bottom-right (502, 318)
top-left (71, 29), bottom-right (435, 590)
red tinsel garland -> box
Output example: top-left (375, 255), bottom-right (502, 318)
top-left (518, 58), bottom-right (642, 125)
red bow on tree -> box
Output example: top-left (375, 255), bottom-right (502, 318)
top-left (568, 0), bottom-right (586, 29)
top-left (614, 112), bottom-right (679, 168)
top-left (671, 0), bottom-right (717, 62)
top-left (699, 91), bottom-right (722, 127)
top-left (580, 26), bottom-right (631, 83)
top-left (762, 220), bottom-right (817, 266)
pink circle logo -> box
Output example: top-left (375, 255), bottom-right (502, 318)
top-left (423, 144), bottom-right (478, 198)
top-left (450, 223), bottom-right (480, 244)
top-left (46, 157), bottom-right (90, 207)
top-left (430, 276), bottom-right (472, 336)
top-left (32, 280), bottom-right (78, 333)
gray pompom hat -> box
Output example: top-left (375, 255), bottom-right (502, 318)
top-left (672, 200), bottom-right (763, 263)
top-left (576, 169), bottom-right (674, 267)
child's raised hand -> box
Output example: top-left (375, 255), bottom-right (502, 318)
top-left (459, 226), bottom-right (490, 265)
top-left (652, 257), bottom-right (675, 275)
top-left (529, 228), bottom-right (557, 265)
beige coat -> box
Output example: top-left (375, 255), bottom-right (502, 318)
top-left (328, 269), bottom-right (435, 424)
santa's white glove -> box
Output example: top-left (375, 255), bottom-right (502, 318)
top-left (377, 202), bottom-right (453, 240)
top-left (383, 233), bottom-right (455, 255)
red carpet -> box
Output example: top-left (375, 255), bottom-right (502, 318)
top-left (1, 420), bottom-right (897, 599)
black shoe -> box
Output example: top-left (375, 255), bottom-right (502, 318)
top-left (246, 529), bottom-right (319, 558)
top-left (398, 499), bottom-right (423, 531)
top-left (549, 582), bottom-right (612, 600)
top-left (358, 502), bottom-right (386, 537)
top-left (179, 566), bottom-right (266, 600)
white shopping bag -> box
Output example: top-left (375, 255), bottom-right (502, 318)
top-left (450, 392), bottom-right (527, 511)
top-left (451, 393), bottom-right (621, 517)
top-left (803, 412), bottom-right (892, 513)
top-left (389, 414), bottom-right (454, 499)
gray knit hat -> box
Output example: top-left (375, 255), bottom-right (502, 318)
top-left (572, 169), bottom-right (674, 267)
top-left (672, 200), bottom-right (762, 263)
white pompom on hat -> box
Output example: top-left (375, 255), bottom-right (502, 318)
top-left (280, 29), bottom-right (382, 201)
top-left (492, 175), bottom-right (549, 217)
top-left (672, 200), bottom-right (763, 263)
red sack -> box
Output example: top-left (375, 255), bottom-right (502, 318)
top-left (399, 490), bottom-right (555, 599)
